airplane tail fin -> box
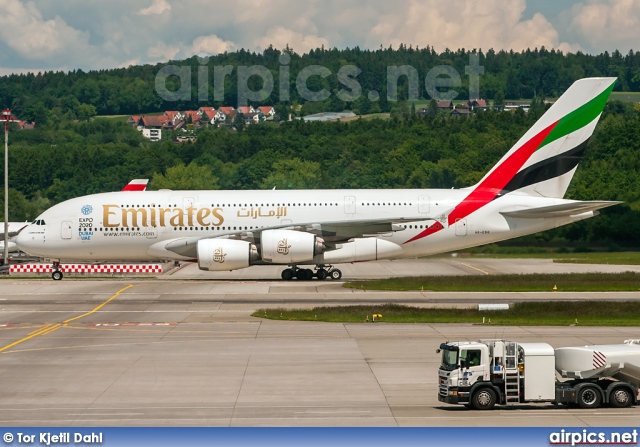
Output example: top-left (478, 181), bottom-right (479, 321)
top-left (477, 77), bottom-right (616, 199)
top-left (444, 78), bottom-right (615, 227)
top-left (122, 179), bottom-right (149, 191)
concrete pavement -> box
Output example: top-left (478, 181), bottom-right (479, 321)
top-left (0, 275), bottom-right (638, 426)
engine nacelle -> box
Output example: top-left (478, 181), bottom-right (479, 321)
top-left (261, 229), bottom-right (325, 263)
top-left (314, 238), bottom-right (403, 264)
top-left (197, 239), bottom-right (258, 271)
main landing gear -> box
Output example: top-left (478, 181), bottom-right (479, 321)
top-left (281, 265), bottom-right (342, 281)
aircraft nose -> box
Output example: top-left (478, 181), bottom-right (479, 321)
top-left (15, 227), bottom-right (34, 252)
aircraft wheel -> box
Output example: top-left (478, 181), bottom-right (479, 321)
top-left (316, 269), bottom-right (328, 280)
top-left (304, 269), bottom-right (314, 280)
top-left (52, 270), bottom-right (63, 281)
top-left (330, 269), bottom-right (342, 280)
top-left (281, 269), bottom-right (294, 280)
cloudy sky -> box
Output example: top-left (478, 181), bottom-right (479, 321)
top-left (0, 0), bottom-right (638, 75)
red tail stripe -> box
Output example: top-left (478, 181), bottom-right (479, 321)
top-left (447, 120), bottom-right (559, 225)
top-left (404, 120), bottom-right (558, 244)
top-left (122, 184), bottom-right (147, 191)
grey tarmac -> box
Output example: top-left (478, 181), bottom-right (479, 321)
top-left (0, 258), bottom-right (638, 426)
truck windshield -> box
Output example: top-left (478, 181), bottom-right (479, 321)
top-left (440, 346), bottom-right (459, 371)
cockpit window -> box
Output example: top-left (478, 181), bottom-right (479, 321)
top-left (33, 219), bottom-right (46, 225)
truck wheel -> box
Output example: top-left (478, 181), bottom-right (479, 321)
top-left (577, 386), bottom-right (601, 409)
top-left (471, 388), bottom-right (496, 410)
top-left (610, 388), bottom-right (633, 408)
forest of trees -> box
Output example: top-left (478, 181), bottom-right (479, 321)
top-left (2, 46), bottom-right (640, 121)
top-left (1, 47), bottom-right (639, 248)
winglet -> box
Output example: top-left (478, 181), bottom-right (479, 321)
top-left (122, 179), bottom-right (149, 191)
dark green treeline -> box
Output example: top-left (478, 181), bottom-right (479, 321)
top-left (2, 46), bottom-right (640, 120)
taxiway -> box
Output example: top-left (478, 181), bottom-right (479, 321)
top-left (0, 258), bottom-right (638, 426)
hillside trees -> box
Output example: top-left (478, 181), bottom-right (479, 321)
top-left (2, 47), bottom-right (640, 116)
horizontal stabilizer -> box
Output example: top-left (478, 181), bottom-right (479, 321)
top-left (0, 222), bottom-right (29, 239)
top-left (500, 201), bottom-right (620, 219)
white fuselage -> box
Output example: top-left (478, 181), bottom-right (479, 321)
top-left (15, 188), bottom-right (592, 264)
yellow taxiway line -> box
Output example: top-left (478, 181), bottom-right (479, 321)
top-left (0, 284), bottom-right (133, 353)
top-left (452, 261), bottom-right (490, 275)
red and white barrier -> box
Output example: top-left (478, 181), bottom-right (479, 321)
top-left (10, 264), bottom-right (163, 274)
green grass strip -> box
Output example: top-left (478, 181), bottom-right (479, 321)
top-left (453, 252), bottom-right (640, 265)
top-left (252, 302), bottom-right (640, 326)
top-left (344, 272), bottom-right (640, 292)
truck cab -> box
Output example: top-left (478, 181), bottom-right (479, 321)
top-left (438, 341), bottom-right (492, 407)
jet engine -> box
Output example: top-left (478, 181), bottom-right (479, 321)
top-left (260, 229), bottom-right (326, 263)
top-left (197, 239), bottom-right (259, 271)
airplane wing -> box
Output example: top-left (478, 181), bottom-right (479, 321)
top-left (160, 217), bottom-right (436, 258)
top-left (500, 201), bottom-right (620, 219)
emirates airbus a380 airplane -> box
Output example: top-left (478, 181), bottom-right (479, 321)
top-left (17, 77), bottom-right (619, 280)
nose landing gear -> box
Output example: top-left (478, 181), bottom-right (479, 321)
top-left (281, 265), bottom-right (342, 281)
top-left (51, 261), bottom-right (63, 281)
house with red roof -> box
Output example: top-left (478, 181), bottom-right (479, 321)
top-left (236, 106), bottom-right (255, 115)
top-left (140, 115), bottom-right (169, 128)
top-left (467, 99), bottom-right (488, 111)
top-left (450, 107), bottom-right (471, 117)
top-left (214, 106), bottom-right (235, 121)
top-left (437, 100), bottom-right (453, 111)
top-left (183, 110), bottom-right (201, 124)
top-left (257, 106), bottom-right (276, 119)
top-left (164, 110), bottom-right (182, 123)
top-left (243, 112), bottom-right (262, 124)
top-left (198, 107), bottom-right (216, 123)
top-left (17, 120), bottom-right (36, 130)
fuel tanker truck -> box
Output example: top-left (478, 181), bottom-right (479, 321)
top-left (437, 339), bottom-right (640, 410)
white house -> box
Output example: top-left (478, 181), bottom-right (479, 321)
top-left (214, 106), bottom-right (235, 121)
top-left (142, 128), bottom-right (161, 141)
